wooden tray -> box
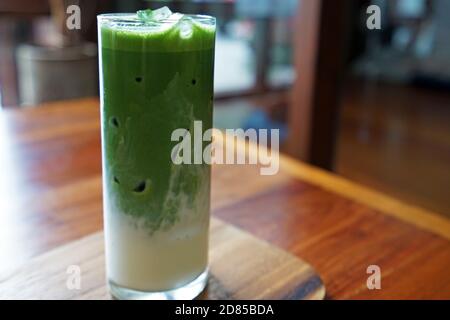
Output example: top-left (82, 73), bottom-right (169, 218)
top-left (0, 218), bottom-right (325, 300)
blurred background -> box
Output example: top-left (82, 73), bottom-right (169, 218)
top-left (0, 0), bottom-right (449, 217)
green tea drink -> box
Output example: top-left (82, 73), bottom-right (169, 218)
top-left (97, 8), bottom-right (215, 299)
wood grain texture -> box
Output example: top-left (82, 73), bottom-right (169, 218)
top-left (337, 79), bottom-right (450, 217)
top-left (236, 133), bottom-right (450, 241)
top-left (0, 98), bottom-right (450, 299)
top-left (0, 218), bottom-right (325, 300)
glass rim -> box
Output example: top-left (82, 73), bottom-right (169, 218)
top-left (97, 13), bottom-right (216, 26)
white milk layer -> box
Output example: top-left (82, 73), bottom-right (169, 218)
top-left (104, 202), bottom-right (209, 292)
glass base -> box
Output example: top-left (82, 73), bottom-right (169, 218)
top-left (108, 270), bottom-right (208, 300)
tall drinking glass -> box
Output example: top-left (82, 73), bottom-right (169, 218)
top-left (97, 10), bottom-right (215, 300)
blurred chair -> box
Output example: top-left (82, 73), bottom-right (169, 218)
top-left (286, 0), bottom-right (351, 169)
top-left (0, 0), bottom-right (109, 107)
top-left (0, 0), bottom-right (50, 107)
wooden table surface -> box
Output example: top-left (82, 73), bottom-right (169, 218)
top-left (1, 98), bottom-right (450, 299)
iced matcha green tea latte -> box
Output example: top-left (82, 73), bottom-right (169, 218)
top-left (97, 7), bottom-right (215, 299)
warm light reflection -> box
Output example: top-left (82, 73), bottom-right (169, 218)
top-left (0, 115), bottom-right (29, 270)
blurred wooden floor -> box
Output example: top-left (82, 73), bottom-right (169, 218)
top-left (336, 80), bottom-right (450, 217)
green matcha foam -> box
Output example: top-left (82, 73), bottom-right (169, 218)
top-left (98, 7), bottom-right (216, 52)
